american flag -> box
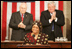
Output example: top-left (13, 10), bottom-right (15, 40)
top-left (2, 1), bottom-right (63, 41)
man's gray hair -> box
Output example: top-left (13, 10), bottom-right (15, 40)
top-left (48, 1), bottom-right (56, 6)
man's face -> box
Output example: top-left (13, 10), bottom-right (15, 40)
top-left (19, 4), bottom-right (27, 14)
top-left (48, 3), bottom-right (56, 13)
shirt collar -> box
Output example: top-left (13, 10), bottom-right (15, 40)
top-left (50, 13), bottom-right (53, 16)
top-left (20, 12), bottom-right (24, 16)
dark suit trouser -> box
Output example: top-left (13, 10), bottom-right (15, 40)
top-left (48, 31), bottom-right (55, 41)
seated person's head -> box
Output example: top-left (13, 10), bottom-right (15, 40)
top-left (32, 21), bottom-right (42, 34)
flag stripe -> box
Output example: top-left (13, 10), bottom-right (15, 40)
top-left (31, 2), bottom-right (35, 21)
top-left (26, 2), bottom-right (31, 13)
top-left (54, 1), bottom-right (58, 10)
top-left (17, 2), bottom-right (21, 11)
top-left (12, 2), bottom-right (17, 13)
top-left (35, 1), bottom-right (40, 21)
top-left (6, 2), bottom-right (12, 39)
top-left (2, 2), bottom-right (7, 41)
top-left (40, 1), bottom-right (44, 17)
top-left (59, 1), bottom-right (63, 33)
top-left (59, 1), bottom-right (63, 11)
top-left (44, 1), bottom-right (48, 10)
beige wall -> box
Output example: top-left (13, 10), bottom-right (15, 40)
top-left (63, 1), bottom-right (71, 41)
top-left (1, 1), bottom-right (71, 41)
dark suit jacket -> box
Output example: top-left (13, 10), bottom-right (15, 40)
top-left (40, 10), bottom-right (65, 38)
top-left (9, 11), bottom-right (33, 41)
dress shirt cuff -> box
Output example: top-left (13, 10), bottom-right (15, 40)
top-left (49, 19), bottom-right (51, 23)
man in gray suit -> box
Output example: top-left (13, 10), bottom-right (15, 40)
top-left (9, 3), bottom-right (33, 41)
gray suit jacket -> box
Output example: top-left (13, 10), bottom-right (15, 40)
top-left (9, 11), bottom-right (33, 41)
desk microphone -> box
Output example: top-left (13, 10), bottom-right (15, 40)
top-left (32, 34), bottom-right (35, 37)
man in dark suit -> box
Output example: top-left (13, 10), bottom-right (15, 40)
top-left (40, 1), bottom-right (65, 41)
top-left (9, 3), bottom-right (33, 41)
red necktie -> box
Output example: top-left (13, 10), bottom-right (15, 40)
top-left (21, 14), bottom-right (23, 22)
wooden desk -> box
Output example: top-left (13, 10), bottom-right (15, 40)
top-left (49, 41), bottom-right (71, 48)
top-left (1, 41), bottom-right (71, 48)
top-left (17, 44), bottom-right (51, 48)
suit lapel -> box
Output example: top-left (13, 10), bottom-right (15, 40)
top-left (47, 10), bottom-right (51, 19)
top-left (55, 10), bottom-right (57, 18)
top-left (18, 11), bottom-right (22, 22)
top-left (23, 12), bottom-right (28, 23)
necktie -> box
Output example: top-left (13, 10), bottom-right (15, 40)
top-left (52, 20), bottom-right (54, 31)
top-left (50, 13), bottom-right (54, 31)
top-left (21, 14), bottom-right (23, 22)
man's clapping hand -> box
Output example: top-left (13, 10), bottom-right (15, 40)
top-left (53, 11), bottom-right (56, 20)
top-left (18, 21), bottom-right (26, 29)
top-left (50, 11), bottom-right (57, 22)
